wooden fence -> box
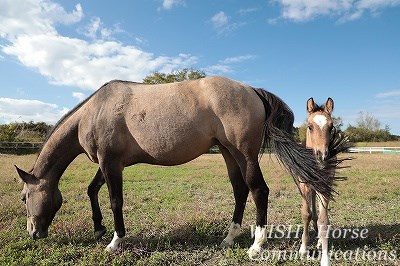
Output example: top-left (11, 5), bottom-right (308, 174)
top-left (349, 147), bottom-right (400, 154)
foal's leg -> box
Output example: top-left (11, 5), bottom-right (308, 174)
top-left (219, 146), bottom-right (249, 247)
top-left (298, 183), bottom-right (313, 257)
top-left (243, 159), bottom-right (269, 259)
top-left (87, 168), bottom-right (106, 239)
top-left (100, 160), bottom-right (126, 252)
top-left (316, 193), bottom-right (331, 266)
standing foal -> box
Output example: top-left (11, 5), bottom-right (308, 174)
top-left (299, 97), bottom-right (335, 266)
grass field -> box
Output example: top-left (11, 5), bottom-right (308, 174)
top-left (0, 152), bottom-right (399, 265)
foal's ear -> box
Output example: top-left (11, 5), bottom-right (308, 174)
top-left (15, 166), bottom-right (37, 184)
top-left (324, 98), bottom-right (334, 114)
top-left (306, 98), bottom-right (316, 114)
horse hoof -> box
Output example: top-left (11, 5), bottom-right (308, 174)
top-left (104, 232), bottom-right (125, 252)
top-left (298, 244), bottom-right (308, 257)
top-left (219, 239), bottom-right (233, 248)
top-left (94, 226), bottom-right (107, 240)
top-left (247, 245), bottom-right (262, 260)
top-left (320, 254), bottom-right (331, 266)
top-left (105, 245), bottom-right (118, 252)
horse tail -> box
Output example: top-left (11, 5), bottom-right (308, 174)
top-left (253, 88), bottom-right (338, 201)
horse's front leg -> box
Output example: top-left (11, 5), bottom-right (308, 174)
top-left (100, 161), bottom-right (126, 252)
top-left (298, 183), bottom-right (313, 257)
top-left (316, 194), bottom-right (331, 266)
top-left (87, 168), bottom-right (106, 239)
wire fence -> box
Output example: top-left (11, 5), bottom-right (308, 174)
top-left (0, 142), bottom-right (42, 155)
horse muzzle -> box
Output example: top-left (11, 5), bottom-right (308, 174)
top-left (315, 149), bottom-right (329, 162)
top-left (30, 229), bottom-right (48, 239)
top-left (27, 217), bottom-right (48, 239)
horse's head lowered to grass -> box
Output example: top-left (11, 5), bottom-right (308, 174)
top-left (16, 166), bottom-right (62, 240)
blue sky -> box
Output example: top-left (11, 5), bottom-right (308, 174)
top-left (1, 0), bottom-right (400, 134)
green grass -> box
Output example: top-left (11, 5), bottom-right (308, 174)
top-left (0, 153), bottom-right (399, 265)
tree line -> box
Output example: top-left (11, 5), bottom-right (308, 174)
top-left (1, 69), bottom-right (398, 143)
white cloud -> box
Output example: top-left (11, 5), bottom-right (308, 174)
top-left (220, 55), bottom-right (256, 64)
top-left (162, 0), bottom-right (186, 10)
top-left (0, 0), bottom-right (83, 40)
top-left (376, 90), bottom-right (400, 98)
top-left (204, 55), bottom-right (255, 75)
top-left (72, 92), bottom-right (86, 102)
top-left (77, 17), bottom-right (124, 40)
top-left (270, 0), bottom-right (400, 23)
top-left (210, 11), bottom-right (246, 35)
top-left (238, 8), bottom-right (259, 15)
top-left (0, 98), bottom-right (68, 124)
top-left (211, 11), bottom-right (229, 28)
top-left (0, 0), bottom-right (198, 90)
top-left (3, 34), bottom-right (197, 89)
top-left (204, 64), bottom-right (234, 75)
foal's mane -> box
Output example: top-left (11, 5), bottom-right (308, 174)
top-left (309, 101), bottom-right (330, 114)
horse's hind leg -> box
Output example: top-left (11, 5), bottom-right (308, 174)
top-left (100, 160), bottom-right (126, 252)
top-left (243, 159), bottom-right (269, 259)
top-left (87, 168), bottom-right (107, 239)
top-left (219, 145), bottom-right (249, 247)
top-left (298, 183), bottom-right (313, 257)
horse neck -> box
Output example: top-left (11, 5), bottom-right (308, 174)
top-left (33, 115), bottom-right (83, 184)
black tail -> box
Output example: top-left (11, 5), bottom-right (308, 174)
top-left (254, 88), bottom-right (343, 201)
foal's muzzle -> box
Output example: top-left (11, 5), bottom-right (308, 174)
top-left (315, 149), bottom-right (329, 162)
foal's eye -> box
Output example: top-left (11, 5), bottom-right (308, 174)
top-left (20, 194), bottom-right (26, 203)
top-left (307, 124), bottom-right (313, 131)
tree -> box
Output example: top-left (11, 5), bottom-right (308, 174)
top-left (344, 112), bottom-right (397, 142)
top-left (0, 121), bottom-right (52, 142)
top-left (356, 111), bottom-right (380, 131)
top-left (142, 68), bottom-right (206, 84)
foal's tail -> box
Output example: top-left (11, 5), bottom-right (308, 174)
top-left (253, 89), bottom-right (338, 201)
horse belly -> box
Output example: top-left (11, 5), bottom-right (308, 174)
top-left (132, 127), bottom-right (214, 165)
top-left (127, 110), bottom-right (216, 165)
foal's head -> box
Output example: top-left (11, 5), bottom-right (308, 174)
top-left (306, 97), bottom-right (334, 162)
top-left (16, 167), bottom-right (62, 239)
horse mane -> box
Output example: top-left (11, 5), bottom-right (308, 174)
top-left (41, 80), bottom-right (142, 148)
top-left (29, 80), bottom-right (143, 173)
top-left (39, 81), bottom-right (115, 152)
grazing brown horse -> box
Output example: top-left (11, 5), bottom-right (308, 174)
top-left (299, 97), bottom-right (337, 266)
top-left (16, 76), bottom-right (338, 258)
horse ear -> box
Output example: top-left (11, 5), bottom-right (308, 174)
top-left (306, 98), bottom-right (316, 114)
top-left (15, 166), bottom-right (37, 184)
top-left (325, 98), bottom-right (334, 114)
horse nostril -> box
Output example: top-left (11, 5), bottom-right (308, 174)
top-left (32, 231), bottom-right (39, 240)
top-left (314, 151), bottom-right (324, 162)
